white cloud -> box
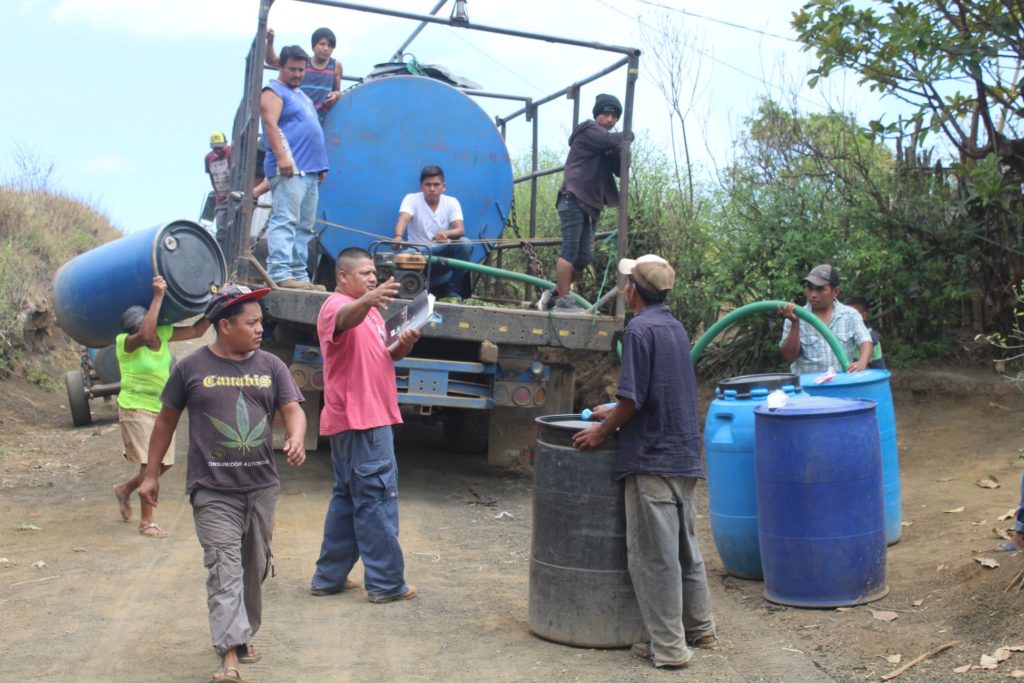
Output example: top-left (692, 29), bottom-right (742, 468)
top-left (81, 153), bottom-right (135, 173)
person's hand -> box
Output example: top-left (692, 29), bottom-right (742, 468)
top-left (317, 171), bottom-right (326, 184)
top-left (573, 424), bottom-right (607, 451)
top-left (282, 436), bottom-right (305, 466)
top-left (278, 162), bottom-right (295, 178)
top-left (266, 28), bottom-right (275, 41)
top-left (778, 302), bottom-right (798, 322)
top-left (138, 475), bottom-right (159, 507)
top-left (365, 277), bottom-right (400, 310)
top-left (325, 91), bottom-right (340, 107)
top-left (847, 358), bottom-right (869, 373)
top-left (433, 231), bottom-right (449, 243)
top-left (398, 327), bottom-right (421, 348)
top-left (589, 403), bottom-right (614, 420)
top-left (152, 276), bottom-right (167, 298)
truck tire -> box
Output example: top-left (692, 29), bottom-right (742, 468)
top-left (65, 369), bottom-right (92, 427)
top-left (444, 409), bottom-right (489, 455)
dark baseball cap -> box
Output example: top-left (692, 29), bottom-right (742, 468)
top-left (802, 264), bottom-right (840, 287)
top-left (204, 283), bottom-right (271, 321)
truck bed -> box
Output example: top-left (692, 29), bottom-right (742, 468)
top-left (261, 289), bottom-right (621, 351)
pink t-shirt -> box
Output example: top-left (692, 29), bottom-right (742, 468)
top-left (318, 293), bottom-right (403, 434)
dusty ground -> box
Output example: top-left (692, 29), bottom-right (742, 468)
top-left (2, 351), bottom-right (1024, 682)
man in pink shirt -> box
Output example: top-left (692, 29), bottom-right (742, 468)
top-left (311, 247), bottom-right (421, 603)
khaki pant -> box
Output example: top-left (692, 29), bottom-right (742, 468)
top-left (119, 407), bottom-right (175, 465)
top-left (625, 475), bottom-right (716, 667)
top-left (191, 485), bottom-right (278, 655)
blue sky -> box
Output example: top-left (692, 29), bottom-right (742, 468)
top-left (0, 0), bottom-right (887, 234)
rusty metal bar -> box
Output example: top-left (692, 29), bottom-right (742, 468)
top-left (297, 0), bottom-right (640, 55)
top-left (514, 165), bottom-right (564, 184)
top-left (496, 56), bottom-right (630, 125)
top-left (615, 52), bottom-right (639, 318)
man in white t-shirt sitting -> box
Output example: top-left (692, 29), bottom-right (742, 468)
top-left (393, 165), bottom-right (473, 303)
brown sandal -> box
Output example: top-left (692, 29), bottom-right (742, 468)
top-left (211, 666), bottom-right (247, 682)
top-left (138, 522), bottom-right (168, 538)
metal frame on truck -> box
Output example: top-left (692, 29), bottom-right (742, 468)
top-left (221, 0), bottom-right (640, 465)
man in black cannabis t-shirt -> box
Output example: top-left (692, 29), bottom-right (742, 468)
top-left (139, 285), bottom-right (306, 683)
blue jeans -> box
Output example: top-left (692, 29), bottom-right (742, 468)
top-left (266, 174), bottom-right (318, 282)
top-left (312, 426), bottom-right (408, 597)
top-left (557, 192), bottom-right (596, 272)
top-left (423, 237), bottom-right (472, 298)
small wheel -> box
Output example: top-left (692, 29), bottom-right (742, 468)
top-left (65, 370), bottom-right (92, 427)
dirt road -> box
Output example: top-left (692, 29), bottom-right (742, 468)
top-left (2, 366), bottom-right (1023, 682)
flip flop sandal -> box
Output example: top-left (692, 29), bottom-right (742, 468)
top-left (138, 522), bottom-right (168, 538)
top-left (211, 667), bottom-right (247, 683)
top-left (237, 645), bottom-right (261, 664)
top-left (994, 542), bottom-right (1021, 553)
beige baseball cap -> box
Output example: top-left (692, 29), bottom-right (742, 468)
top-left (618, 254), bottom-right (675, 293)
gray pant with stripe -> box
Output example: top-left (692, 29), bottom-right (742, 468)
top-left (192, 485), bottom-right (279, 656)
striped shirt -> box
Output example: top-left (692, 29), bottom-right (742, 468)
top-left (780, 300), bottom-right (871, 374)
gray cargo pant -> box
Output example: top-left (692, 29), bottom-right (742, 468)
top-left (192, 485), bottom-right (278, 656)
top-left (625, 475), bottom-right (715, 667)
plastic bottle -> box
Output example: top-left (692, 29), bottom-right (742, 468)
top-left (581, 402), bottom-right (616, 421)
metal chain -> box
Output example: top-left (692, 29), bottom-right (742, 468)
top-left (505, 197), bottom-right (545, 278)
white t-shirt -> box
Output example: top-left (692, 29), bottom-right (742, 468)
top-left (398, 193), bottom-right (464, 244)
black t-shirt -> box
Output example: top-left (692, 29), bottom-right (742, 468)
top-left (161, 347), bottom-right (303, 495)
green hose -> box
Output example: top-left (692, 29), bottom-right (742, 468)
top-left (689, 300), bottom-right (850, 369)
top-left (427, 254), bottom-right (592, 308)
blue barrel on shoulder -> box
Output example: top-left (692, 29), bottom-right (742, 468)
top-left (801, 369), bottom-right (901, 544)
top-left (53, 220), bottom-right (225, 348)
top-left (705, 373), bottom-right (809, 580)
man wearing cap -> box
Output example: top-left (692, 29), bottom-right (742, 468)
top-left (311, 247), bottom-right (420, 604)
top-left (779, 264), bottom-right (873, 374)
top-left (139, 284), bottom-right (306, 683)
top-left (538, 93), bottom-right (631, 312)
top-left (574, 255), bottom-right (716, 669)
top-left (205, 131), bottom-right (233, 252)
top-left (261, 44), bottom-right (329, 291)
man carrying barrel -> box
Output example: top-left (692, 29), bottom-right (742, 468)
top-left (779, 264), bottom-right (873, 374)
top-left (574, 254), bottom-right (717, 669)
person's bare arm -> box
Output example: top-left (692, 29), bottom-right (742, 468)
top-left (124, 277), bottom-right (166, 352)
top-left (434, 218), bottom-right (465, 242)
top-left (393, 212), bottom-right (412, 244)
top-left (137, 406), bottom-right (182, 507)
top-left (572, 398), bottom-right (637, 450)
top-left (265, 28), bottom-right (280, 68)
top-left (848, 341), bottom-right (873, 372)
top-left (260, 89), bottom-right (293, 176)
top-left (278, 401), bottom-right (307, 466)
top-left (390, 328), bottom-right (420, 361)
top-left (779, 303), bottom-right (801, 363)
top-left (170, 317), bottom-right (212, 342)
top-left (324, 61), bottom-right (344, 108)
top-left (333, 279), bottom-right (401, 332)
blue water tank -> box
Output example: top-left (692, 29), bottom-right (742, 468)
top-left (755, 397), bottom-right (888, 608)
top-left (705, 374), bottom-right (809, 580)
top-left (801, 369), bottom-right (901, 544)
top-left (53, 221), bottom-right (225, 348)
top-left (316, 76), bottom-right (513, 264)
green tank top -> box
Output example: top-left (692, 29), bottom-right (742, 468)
top-left (116, 325), bottom-right (173, 413)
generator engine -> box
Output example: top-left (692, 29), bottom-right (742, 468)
top-left (374, 250), bottom-right (428, 299)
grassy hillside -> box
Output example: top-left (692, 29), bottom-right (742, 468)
top-left (0, 184), bottom-right (121, 378)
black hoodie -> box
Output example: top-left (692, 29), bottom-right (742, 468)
top-left (558, 119), bottom-right (627, 221)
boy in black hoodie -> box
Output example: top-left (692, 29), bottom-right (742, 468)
top-left (538, 94), bottom-right (629, 311)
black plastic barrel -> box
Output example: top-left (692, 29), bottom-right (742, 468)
top-left (529, 415), bottom-right (645, 648)
top-left (53, 220), bottom-right (225, 348)
top-left (754, 397), bottom-right (888, 608)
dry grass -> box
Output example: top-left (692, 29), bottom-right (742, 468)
top-left (0, 185), bottom-right (120, 376)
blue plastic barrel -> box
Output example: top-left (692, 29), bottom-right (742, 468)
top-left (54, 220), bottom-right (225, 348)
top-left (705, 374), bottom-right (809, 580)
top-left (754, 397), bottom-right (888, 608)
top-left (801, 369), bottom-right (901, 544)
top-left (317, 76), bottom-right (513, 264)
